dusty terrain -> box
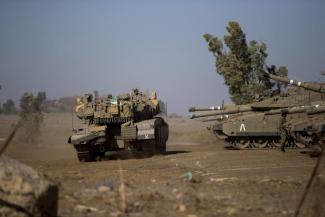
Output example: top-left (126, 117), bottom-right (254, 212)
top-left (0, 113), bottom-right (321, 217)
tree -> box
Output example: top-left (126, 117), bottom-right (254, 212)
top-left (18, 93), bottom-right (43, 143)
top-left (203, 21), bottom-right (288, 104)
top-left (37, 91), bottom-right (47, 104)
top-left (37, 91), bottom-right (47, 112)
top-left (2, 99), bottom-right (16, 114)
top-left (267, 65), bottom-right (288, 93)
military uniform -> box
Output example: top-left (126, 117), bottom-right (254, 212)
top-left (280, 113), bottom-right (287, 152)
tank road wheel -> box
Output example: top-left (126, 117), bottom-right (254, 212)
top-left (253, 138), bottom-right (268, 149)
top-left (224, 138), bottom-right (237, 149)
top-left (236, 138), bottom-right (250, 149)
top-left (295, 142), bottom-right (306, 149)
top-left (271, 138), bottom-right (281, 148)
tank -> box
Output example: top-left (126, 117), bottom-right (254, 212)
top-left (189, 73), bottom-right (325, 149)
top-left (266, 74), bottom-right (325, 154)
top-left (68, 89), bottom-right (169, 162)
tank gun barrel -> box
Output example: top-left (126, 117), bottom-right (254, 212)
top-left (264, 105), bottom-right (325, 116)
top-left (201, 115), bottom-right (229, 122)
top-left (266, 73), bottom-right (325, 93)
top-left (189, 106), bottom-right (224, 112)
top-left (189, 106), bottom-right (252, 119)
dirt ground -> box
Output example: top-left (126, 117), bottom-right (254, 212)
top-left (0, 113), bottom-right (321, 217)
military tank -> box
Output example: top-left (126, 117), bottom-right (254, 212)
top-left (265, 74), bottom-right (325, 154)
top-left (68, 89), bottom-right (169, 162)
top-left (189, 74), bottom-right (325, 149)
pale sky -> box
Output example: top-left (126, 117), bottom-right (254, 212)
top-left (1, 0), bottom-right (325, 114)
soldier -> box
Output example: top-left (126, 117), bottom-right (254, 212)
top-left (280, 111), bottom-right (288, 152)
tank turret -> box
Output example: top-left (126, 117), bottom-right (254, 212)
top-left (75, 89), bottom-right (160, 124)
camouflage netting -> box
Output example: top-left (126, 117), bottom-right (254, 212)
top-left (0, 155), bottom-right (58, 217)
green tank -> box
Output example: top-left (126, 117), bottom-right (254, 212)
top-left (68, 89), bottom-right (169, 162)
top-left (266, 74), bottom-right (325, 155)
top-left (189, 74), bottom-right (325, 149)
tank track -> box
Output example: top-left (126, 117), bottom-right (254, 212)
top-left (74, 144), bottom-right (95, 162)
top-left (74, 121), bottom-right (168, 162)
top-left (74, 141), bottom-right (106, 162)
top-left (225, 137), bottom-right (308, 150)
top-left (155, 122), bottom-right (168, 153)
top-left (130, 121), bottom-right (168, 154)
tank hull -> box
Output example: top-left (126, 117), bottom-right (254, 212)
top-left (212, 111), bottom-right (325, 150)
top-left (68, 117), bottom-right (168, 161)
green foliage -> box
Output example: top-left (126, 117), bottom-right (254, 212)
top-left (277, 66), bottom-right (288, 91)
top-left (266, 65), bottom-right (288, 93)
top-left (204, 21), bottom-right (287, 104)
top-left (18, 93), bottom-right (43, 144)
top-left (2, 99), bottom-right (16, 114)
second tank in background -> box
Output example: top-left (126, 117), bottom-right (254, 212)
top-left (189, 73), bottom-right (325, 149)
